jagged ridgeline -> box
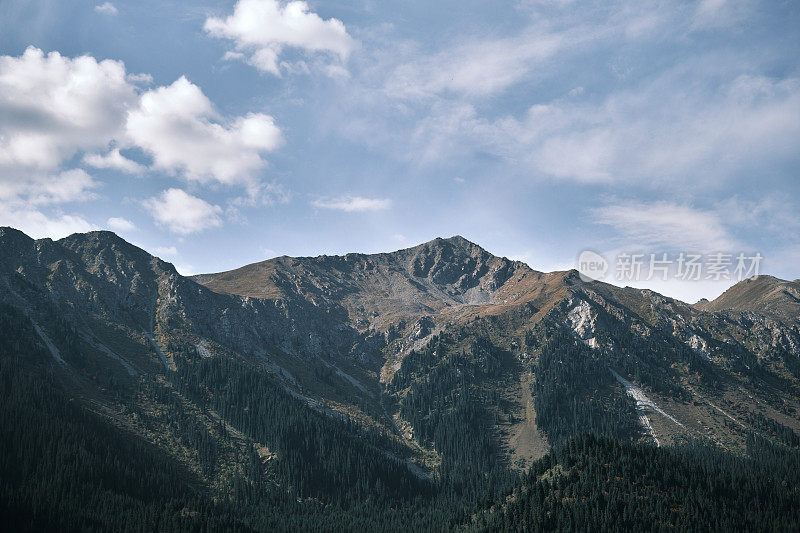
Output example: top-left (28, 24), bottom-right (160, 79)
top-left (2, 226), bottom-right (800, 530)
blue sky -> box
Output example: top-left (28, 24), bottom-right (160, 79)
top-left (0, 0), bottom-right (798, 302)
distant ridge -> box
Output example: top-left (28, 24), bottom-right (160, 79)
top-left (696, 275), bottom-right (800, 323)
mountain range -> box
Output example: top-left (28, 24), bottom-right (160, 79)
top-left (2, 226), bottom-right (800, 530)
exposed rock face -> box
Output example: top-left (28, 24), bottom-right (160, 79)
top-left (566, 299), bottom-right (598, 341)
top-left (410, 316), bottom-right (432, 340)
top-left (192, 236), bottom-right (535, 359)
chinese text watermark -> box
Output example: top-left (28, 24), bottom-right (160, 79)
top-left (577, 251), bottom-right (763, 283)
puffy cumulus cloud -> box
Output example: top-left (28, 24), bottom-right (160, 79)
top-left (107, 217), bottom-right (135, 232)
top-left (126, 77), bottom-right (282, 188)
top-left (0, 47), bottom-right (137, 239)
top-left (83, 148), bottom-right (145, 174)
top-left (0, 48), bottom-right (284, 230)
top-left (205, 0), bottom-right (357, 75)
top-left (0, 48), bottom-right (288, 238)
top-left (143, 188), bottom-right (223, 235)
top-left (0, 47), bottom-right (137, 176)
top-left (311, 196), bottom-right (391, 212)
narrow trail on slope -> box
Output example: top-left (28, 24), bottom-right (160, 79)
top-left (685, 384), bottom-right (747, 428)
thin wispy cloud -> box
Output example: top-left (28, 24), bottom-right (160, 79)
top-left (311, 196), bottom-right (391, 212)
top-left (152, 245), bottom-right (178, 257)
top-left (592, 200), bottom-right (737, 252)
top-left (385, 29), bottom-right (574, 99)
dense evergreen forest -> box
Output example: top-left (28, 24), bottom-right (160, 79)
top-left (3, 303), bottom-right (800, 531)
top-left (390, 331), bottom-right (517, 502)
top-left (530, 325), bottom-right (640, 445)
top-left (465, 433), bottom-right (800, 531)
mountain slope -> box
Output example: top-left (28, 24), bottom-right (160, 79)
top-left (193, 233), bottom-right (800, 464)
top-left (2, 226), bottom-right (800, 530)
top-left (0, 227), bottom-right (431, 506)
top-left (696, 275), bottom-right (800, 324)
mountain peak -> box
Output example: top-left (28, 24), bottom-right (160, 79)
top-left (59, 229), bottom-right (132, 246)
top-left (421, 235), bottom-right (481, 249)
top-left (59, 230), bottom-right (152, 261)
top-left (438, 235), bottom-right (473, 246)
top-left (405, 235), bottom-right (493, 263)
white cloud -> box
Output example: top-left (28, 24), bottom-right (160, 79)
top-left (0, 48), bottom-right (288, 238)
top-left (0, 169), bottom-right (99, 206)
top-left (107, 217), bottom-right (135, 232)
top-left (0, 47), bottom-right (285, 207)
top-left (174, 263), bottom-right (197, 276)
top-left (204, 0), bottom-right (357, 75)
top-left (0, 47), bottom-right (137, 176)
top-left (336, 1), bottom-right (796, 190)
top-left (514, 73), bottom-right (800, 184)
top-left (402, 69), bottom-right (800, 184)
top-left (311, 196), bottom-right (391, 212)
top-left (386, 30), bottom-right (573, 99)
top-left (714, 195), bottom-right (800, 236)
top-left (592, 200), bottom-right (736, 252)
top-left (233, 180), bottom-right (291, 207)
top-left (143, 188), bottom-right (223, 234)
top-left (0, 48), bottom-right (138, 238)
top-left (126, 77), bottom-right (282, 188)
top-left (0, 204), bottom-right (96, 239)
top-left (94, 2), bottom-right (118, 16)
top-left (83, 148), bottom-right (145, 174)
top-left (0, 48), bottom-right (138, 240)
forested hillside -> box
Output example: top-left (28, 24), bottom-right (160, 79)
top-left (2, 228), bottom-right (800, 530)
top-left (465, 433), bottom-right (800, 531)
